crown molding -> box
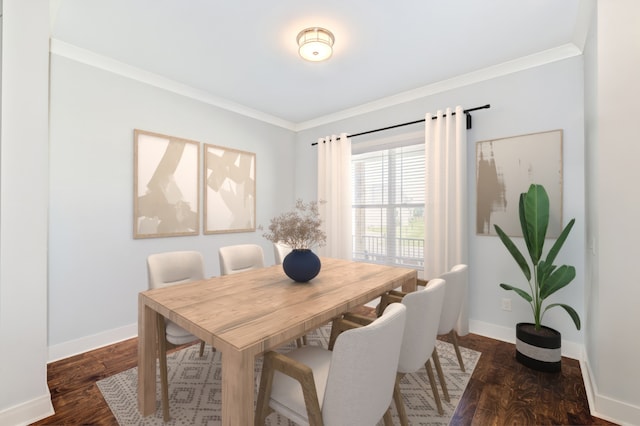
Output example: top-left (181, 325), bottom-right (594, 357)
top-left (50, 39), bottom-right (582, 133)
top-left (49, 39), bottom-right (297, 131)
top-left (295, 43), bottom-right (582, 131)
top-left (572, 0), bottom-right (596, 52)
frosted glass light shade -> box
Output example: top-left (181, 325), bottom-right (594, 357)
top-left (296, 27), bottom-right (334, 62)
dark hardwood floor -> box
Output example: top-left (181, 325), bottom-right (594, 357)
top-left (442, 332), bottom-right (616, 426)
top-left (32, 309), bottom-right (617, 425)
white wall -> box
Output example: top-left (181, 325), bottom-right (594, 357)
top-left (583, 1), bottom-right (640, 424)
top-left (296, 56), bottom-right (586, 349)
top-left (0, 0), bottom-right (53, 424)
top-left (47, 55), bottom-right (297, 354)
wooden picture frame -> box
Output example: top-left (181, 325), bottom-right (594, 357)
top-left (134, 129), bottom-right (200, 239)
top-left (476, 129), bottom-right (563, 237)
top-left (204, 143), bottom-right (256, 234)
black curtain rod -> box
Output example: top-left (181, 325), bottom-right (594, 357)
top-left (311, 104), bottom-right (490, 146)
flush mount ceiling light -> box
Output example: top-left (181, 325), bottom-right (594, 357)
top-left (296, 27), bottom-right (335, 62)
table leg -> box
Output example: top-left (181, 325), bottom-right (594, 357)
top-left (221, 348), bottom-right (255, 426)
top-left (137, 298), bottom-right (158, 416)
top-left (401, 274), bottom-right (418, 293)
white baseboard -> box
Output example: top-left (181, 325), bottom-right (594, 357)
top-left (468, 319), bottom-right (583, 360)
top-left (0, 393), bottom-right (53, 426)
top-left (469, 319), bottom-right (515, 344)
top-left (581, 353), bottom-right (640, 425)
top-left (47, 322), bottom-right (137, 363)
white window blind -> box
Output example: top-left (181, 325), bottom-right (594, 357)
top-left (352, 139), bottom-right (424, 271)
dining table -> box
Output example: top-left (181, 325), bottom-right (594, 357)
top-left (137, 256), bottom-right (417, 425)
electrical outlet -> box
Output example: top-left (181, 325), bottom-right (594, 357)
top-left (501, 298), bottom-right (512, 311)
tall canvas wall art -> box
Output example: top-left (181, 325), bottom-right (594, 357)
top-left (476, 129), bottom-right (563, 238)
top-left (134, 129), bottom-right (200, 238)
top-left (204, 143), bottom-right (256, 234)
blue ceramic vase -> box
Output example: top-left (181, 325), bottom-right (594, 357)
top-left (282, 249), bottom-right (321, 282)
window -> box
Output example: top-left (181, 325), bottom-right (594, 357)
top-left (352, 133), bottom-right (424, 271)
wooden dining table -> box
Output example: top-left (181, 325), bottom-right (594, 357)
top-left (137, 257), bottom-right (417, 425)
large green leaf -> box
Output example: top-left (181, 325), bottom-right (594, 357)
top-left (522, 184), bottom-right (549, 265)
top-left (544, 303), bottom-right (581, 330)
top-left (540, 265), bottom-right (576, 299)
top-left (545, 218), bottom-right (576, 266)
top-left (494, 224), bottom-right (531, 281)
top-left (518, 193), bottom-right (531, 259)
top-left (500, 283), bottom-right (533, 302)
top-left (536, 260), bottom-right (557, 288)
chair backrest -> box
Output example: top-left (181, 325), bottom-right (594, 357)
top-left (322, 303), bottom-right (407, 426)
top-left (273, 242), bottom-right (292, 265)
top-left (437, 264), bottom-right (468, 335)
top-left (218, 244), bottom-right (265, 275)
top-left (397, 278), bottom-right (446, 374)
top-left (147, 250), bottom-right (205, 290)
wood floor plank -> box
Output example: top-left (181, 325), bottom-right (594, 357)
top-left (32, 309), bottom-right (618, 425)
top-left (444, 332), bottom-right (617, 426)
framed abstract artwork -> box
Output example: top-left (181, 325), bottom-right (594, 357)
top-left (134, 129), bottom-right (200, 238)
top-left (204, 143), bottom-right (256, 234)
top-left (476, 129), bottom-right (563, 237)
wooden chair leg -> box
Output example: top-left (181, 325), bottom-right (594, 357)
top-left (393, 373), bottom-right (409, 426)
top-left (328, 317), bottom-right (343, 350)
top-left (302, 335), bottom-right (308, 345)
top-left (425, 358), bottom-right (444, 415)
top-left (255, 355), bottom-right (276, 425)
top-left (432, 347), bottom-right (450, 402)
top-left (298, 371), bottom-right (323, 426)
top-left (382, 408), bottom-right (394, 426)
top-left (450, 330), bottom-right (466, 372)
top-left (156, 315), bottom-right (171, 422)
top-left (199, 340), bottom-right (206, 357)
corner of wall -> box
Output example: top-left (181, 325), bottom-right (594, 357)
top-left (0, 394), bottom-right (53, 426)
top-left (581, 352), bottom-right (640, 426)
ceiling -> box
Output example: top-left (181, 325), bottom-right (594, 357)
top-left (50, 0), bottom-right (587, 127)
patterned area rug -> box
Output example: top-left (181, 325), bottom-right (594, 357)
top-left (98, 326), bottom-right (480, 425)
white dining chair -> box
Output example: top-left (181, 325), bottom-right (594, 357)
top-left (435, 264), bottom-right (468, 368)
top-left (147, 250), bottom-right (207, 422)
top-left (391, 278), bottom-right (446, 421)
top-left (273, 242), bottom-right (292, 265)
top-left (429, 263), bottom-right (469, 402)
top-left (218, 243), bottom-right (265, 275)
top-left (255, 303), bottom-right (407, 426)
top-left (336, 279), bottom-right (447, 423)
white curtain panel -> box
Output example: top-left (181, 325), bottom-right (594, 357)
top-left (424, 106), bottom-right (469, 335)
top-left (317, 133), bottom-right (352, 260)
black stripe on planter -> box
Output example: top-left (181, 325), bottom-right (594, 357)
top-left (516, 323), bottom-right (561, 349)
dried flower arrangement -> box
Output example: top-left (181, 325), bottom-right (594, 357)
top-left (262, 199), bottom-right (327, 250)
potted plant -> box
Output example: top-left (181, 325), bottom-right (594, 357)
top-left (262, 199), bottom-right (326, 282)
top-left (494, 183), bottom-right (580, 372)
